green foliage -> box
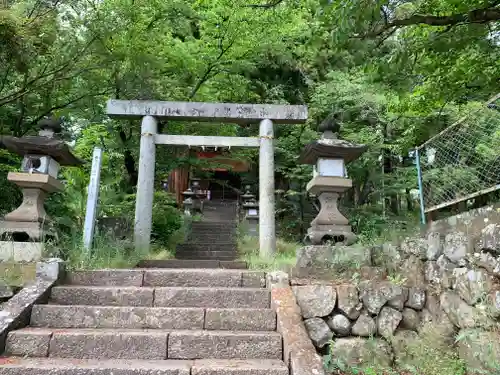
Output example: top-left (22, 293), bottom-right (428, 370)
top-left (0, 0), bottom-right (497, 251)
top-left (237, 224), bottom-right (299, 270)
top-left (323, 323), bottom-right (467, 374)
top-left (50, 233), bottom-right (146, 270)
top-left (151, 191), bottom-right (183, 246)
top-left (396, 323), bottom-right (466, 375)
top-left (323, 337), bottom-right (396, 375)
top-left (0, 149), bottom-right (22, 215)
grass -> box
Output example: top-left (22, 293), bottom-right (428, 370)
top-left (45, 228), bottom-right (180, 270)
top-left (324, 323), bottom-right (466, 375)
top-left (0, 261), bottom-right (33, 287)
top-left (238, 234), bottom-right (299, 270)
top-left (394, 323), bottom-right (466, 375)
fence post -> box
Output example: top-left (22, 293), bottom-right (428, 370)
top-left (415, 148), bottom-right (426, 225)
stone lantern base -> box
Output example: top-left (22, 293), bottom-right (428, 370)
top-left (305, 225), bottom-right (357, 246)
top-left (305, 176), bottom-right (357, 245)
top-left (245, 215), bottom-right (259, 237)
top-left (0, 172), bottom-right (62, 263)
top-left (293, 244), bottom-right (374, 281)
top-left (0, 241), bottom-right (45, 263)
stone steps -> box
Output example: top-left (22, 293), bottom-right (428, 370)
top-left (175, 254), bottom-right (237, 261)
top-left (186, 236), bottom-right (238, 242)
top-left (185, 237), bottom-right (236, 243)
top-left (189, 228), bottom-right (237, 233)
top-left (187, 233), bottom-right (237, 239)
top-left (136, 260), bottom-right (247, 269)
top-left (187, 231), bottom-right (237, 237)
top-left (199, 218), bottom-right (237, 223)
top-left (176, 198), bottom-right (239, 262)
top-left (30, 305), bottom-right (276, 331)
top-left (185, 240), bottom-right (237, 246)
top-left (0, 358), bottom-right (288, 375)
top-left (176, 243), bottom-right (237, 250)
top-left (50, 286), bottom-right (269, 308)
top-left (191, 221), bottom-right (238, 227)
top-left (65, 269), bottom-right (262, 287)
top-left (175, 244), bottom-right (238, 261)
top-left (175, 250), bottom-right (238, 260)
top-left (6, 328), bottom-right (282, 360)
top-left (1, 268), bottom-right (287, 374)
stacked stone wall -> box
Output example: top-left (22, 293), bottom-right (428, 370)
top-left (294, 203), bottom-right (500, 373)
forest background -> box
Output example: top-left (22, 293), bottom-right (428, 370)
top-left (0, 0), bottom-right (499, 263)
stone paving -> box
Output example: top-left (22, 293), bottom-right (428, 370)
top-left (0, 268), bottom-right (289, 374)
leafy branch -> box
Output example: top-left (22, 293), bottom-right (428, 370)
top-left (0, 35), bottom-right (99, 106)
top-left (365, 2), bottom-right (500, 38)
top-left (188, 16), bottom-right (235, 99)
top-left (246, 0), bottom-right (285, 8)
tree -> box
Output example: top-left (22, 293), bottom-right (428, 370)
top-left (0, 0), bottom-right (497, 242)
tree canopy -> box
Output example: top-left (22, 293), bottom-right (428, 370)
top-left (0, 0), bottom-right (499, 241)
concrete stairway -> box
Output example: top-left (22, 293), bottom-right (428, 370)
top-left (176, 200), bottom-right (239, 261)
top-left (0, 268), bottom-right (288, 375)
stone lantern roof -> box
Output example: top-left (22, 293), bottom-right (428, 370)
top-left (299, 117), bottom-right (367, 165)
top-left (1, 116), bottom-right (84, 166)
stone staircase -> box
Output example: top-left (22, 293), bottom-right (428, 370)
top-left (175, 200), bottom-right (239, 261)
top-left (0, 268), bottom-right (288, 374)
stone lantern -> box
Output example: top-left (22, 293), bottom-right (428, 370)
top-left (190, 177), bottom-right (201, 193)
top-left (189, 176), bottom-right (205, 213)
top-left (299, 119), bottom-right (367, 245)
top-left (182, 187), bottom-right (194, 216)
top-left (0, 116), bottom-right (83, 262)
top-left (242, 185), bottom-right (259, 237)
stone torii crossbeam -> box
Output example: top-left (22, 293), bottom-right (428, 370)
top-left (107, 100), bottom-right (308, 257)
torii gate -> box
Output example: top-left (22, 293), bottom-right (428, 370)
top-left (106, 100), bottom-right (308, 257)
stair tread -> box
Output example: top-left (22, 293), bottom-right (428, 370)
top-left (0, 357), bottom-right (193, 370)
top-left (35, 306), bottom-right (274, 312)
top-left (136, 260), bottom-right (247, 269)
top-left (50, 285), bottom-right (269, 308)
top-left (178, 243), bottom-right (237, 245)
top-left (11, 327), bottom-right (281, 335)
top-left (6, 329), bottom-right (282, 361)
top-left (52, 285), bottom-right (266, 292)
top-left (0, 357), bottom-right (288, 373)
top-left (65, 269), bottom-right (263, 288)
top-left (30, 305), bottom-right (276, 331)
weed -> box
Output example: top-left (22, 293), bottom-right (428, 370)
top-left (395, 323), bottom-right (466, 375)
top-left (323, 337), bottom-right (396, 375)
top-left (323, 323), bottom-right (468, 375)
top-left (46, 230), bottom-right (177, 270)
top-left (237, 234), bottom-right (299, 270)
top-left (454, 328), bottom-right (500, 374)
top-left (387, 274), bottom-right (407, 286)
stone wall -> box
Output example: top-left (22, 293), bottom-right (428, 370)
top-left (293, 203), bottom-right (500, 373)
top-left (0, 280), bottom-right (15, 303)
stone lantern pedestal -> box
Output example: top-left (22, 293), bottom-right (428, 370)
top-left (0, 116), bottom-right (82, 265)
top-left (306, 175), bottom-right (355, 245)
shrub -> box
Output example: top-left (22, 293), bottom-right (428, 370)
top-left (100, 190), bottom-right (183, 247)
top-left (151, 191), bottom-right (183, 246)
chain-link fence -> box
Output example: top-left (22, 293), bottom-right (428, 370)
top-left (415, 93), bottom-right (500, 223)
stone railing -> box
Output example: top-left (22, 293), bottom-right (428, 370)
top-left (0, 258), bottom-right (65, 353)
